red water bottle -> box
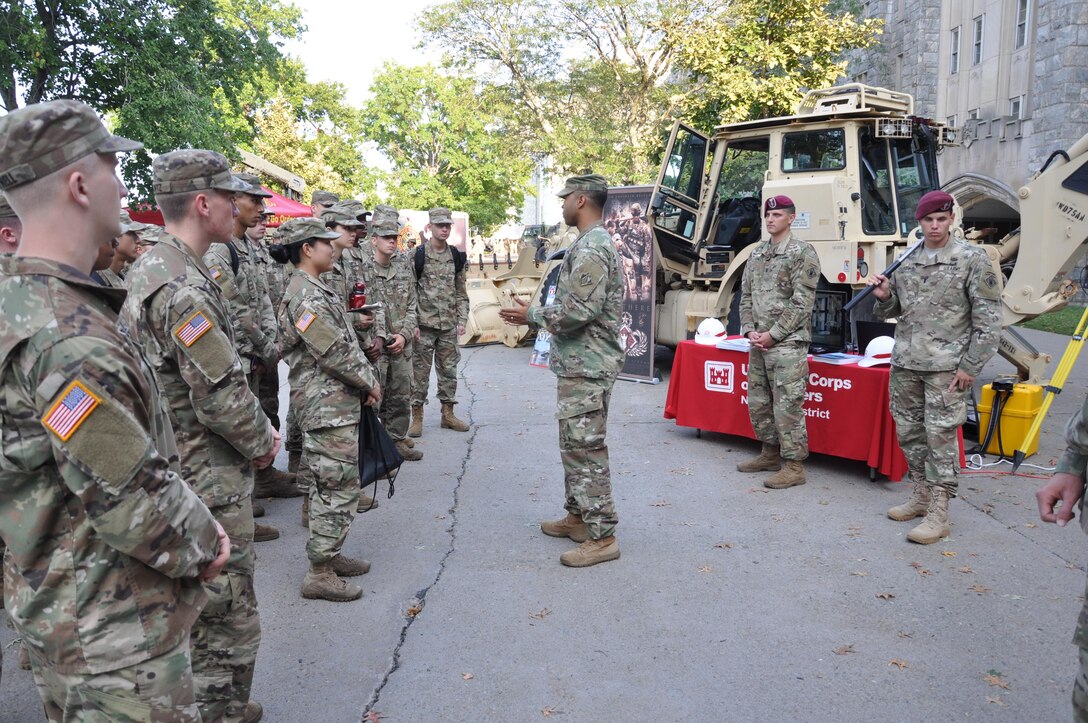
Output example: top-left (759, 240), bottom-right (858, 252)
top-left (349, 281), bottom-right (367, 309)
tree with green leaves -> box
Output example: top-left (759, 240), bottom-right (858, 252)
top-left (359, 63), bottom-right (531, 233)
top-left (669, 0), bottom-right (883, 126)
top-left (0, 0), bottom-right (305, 198)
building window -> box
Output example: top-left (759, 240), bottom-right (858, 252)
top-left (972, 16), bottom-right (984, 65)
top-left (1010, 95), bottom-right (1024, 120)
top-left (950, 26), bottom-right (961, 74)
top-left (1015, 0), bottom-right (1029, 48)
top-left (968, 108), bottom-right (980, 121)
top-left (947, 115), bottom-right (958, 129)
top-left (855, 71), bottom-right (869, 84)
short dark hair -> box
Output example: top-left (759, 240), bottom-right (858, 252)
top-left (156, 190), bottom-right (200, 223)
top-left (584, 189), bottom-right (608, 210)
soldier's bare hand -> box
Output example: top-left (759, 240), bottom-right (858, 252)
top-left (457, 324), bottom-right (465, 337)
top-left (253, 428), bottom-right (281, 469)
top-left (749, 331), bottom-right (774, 350)
top-left (948, 370), bottom-right (974, 391)
top-left (357, 311), bottom-right (374, 330)
top-left (387, 333), bottom-right (406, 355)
top-left (499, 297), bottom-right (529, 326)
top-left (867, 273), bottom-right (891, 300)
top-left (201, 521), bottom-right (231, 582)
top-left (414, 327), bottom-right (420, 342)
top-left (364, 384), bottom-right (382, 407)
top-left (1037, 472), bottom-right (1085, 527)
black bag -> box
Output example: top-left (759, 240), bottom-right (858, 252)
top-left (359, 406), bottom-right (403, 499)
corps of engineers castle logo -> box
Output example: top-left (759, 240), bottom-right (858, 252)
top-left (704, 360), bottom-right (734, 393)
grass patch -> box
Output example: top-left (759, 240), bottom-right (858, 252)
top-left (1018, 305), bottom-right (1087, 336)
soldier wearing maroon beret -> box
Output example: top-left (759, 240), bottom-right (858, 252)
top-left (736, 194), bottom-right (822, 489)
top-left (868, 189), bottom-right (1002, 544)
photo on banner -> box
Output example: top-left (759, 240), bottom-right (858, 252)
top-left (603, 185), bottom-right (656, 382)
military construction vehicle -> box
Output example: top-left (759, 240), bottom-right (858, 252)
top-left (647, 83), bottom-right (1088, 382)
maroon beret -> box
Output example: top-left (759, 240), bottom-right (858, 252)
top-left (764, 195), bottom-right (795, 213)
top-left (915, 190), bottom-right (955, 220)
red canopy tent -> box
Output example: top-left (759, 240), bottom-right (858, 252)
top-left (126, 187), bottom-right (312, 228)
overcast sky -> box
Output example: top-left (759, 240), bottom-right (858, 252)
top-left (283, 0), bottom-right (441, 107)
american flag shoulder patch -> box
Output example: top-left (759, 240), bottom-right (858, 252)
top-left (210, 266), bottom-right (222, 280)
top-left (175, 310), bottom-right (214, 347)
top-left (295, 309), bottom-right (316, 332)
top-left (42, 380), bottom-right (100, 441)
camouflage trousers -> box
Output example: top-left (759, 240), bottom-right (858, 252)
top-left (557, 375), bottom-right (619, 540)
top-left (192, 499), bottom-right (260, 723)
top-left (31, 638), bottom-right (200, 722)
top-left (747, 342), bottom-right (809, 461)
top-left (889, 366), bottom-right (965, 496)
top-left (411, 326), bottom-right (460, 406)
top-left (1075, 572), bottom-right (1088, 723)
top-left (377, 351), bottom-right (413, 441)
top-left (256, 360), bottom-right (281, 431)
top-left (286, 404), bottom-right (302, 454)
top-left (301, 425), bottom-right (361, 564)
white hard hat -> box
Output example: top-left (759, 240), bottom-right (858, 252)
top-left (694, 318), bottom-right (727, 346)
top-left (858, 335), bottom-right (895, 367)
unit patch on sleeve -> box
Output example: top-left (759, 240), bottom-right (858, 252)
top-left (295, 309), bottom-right (316, 333)
top-left (175, 310), bottom-right (213, 347)
top-left (42, 380), bottom-right (100, 441)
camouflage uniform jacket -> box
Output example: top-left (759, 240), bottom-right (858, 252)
top-left (263, 245), bottom-right (288, 311)
top-left (0, 258), bottom-right (219, 675)
top-left (416, 242), bottom-right (469, 331)
top-left (279, 269), bottom-right (378, 431)
top-left (526, 222), bottom-right (624, 379)
top-left (874, 239), bottom-right (1002, 376)
top-left (739, 232), bottom-right (821, 344)
top-left (1058, 394), bottom-right (1088, 478)
top-left (363, 252), bottom-right (418, 349)
top-left (120, 232), bottom-right (274, 512)
top-left (248, 237), bottom-right (279, 348)
top-left (96, 268), bottom-right (125, 289)
top-left (321, 255), bottom-right (387, 349)
top-left (203, 239), bottom-right (277, 368)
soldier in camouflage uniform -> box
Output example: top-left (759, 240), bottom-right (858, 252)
top-left (320, 203), bottom-right (386, 509)
top-left (410, 207), bottom-right (470, 437)
top-left (122, 150), bottom-right (282, 723)
top-left (247, 212), bottom-right (282, 431)
top-left (0, 193), bottom-right (19, 253)
top-left (97, 211), bottom-right (147, 288)
top-left (737, 195), bottom-right (821, 490)
top-left (499, 174), bottom-right (625, 568)
top-left (274, 218), bottom-right (382, 601)
top-left (204, 174), bottom-right (298, 517)
top-left (365, 209), bottom-right (423, 461)
top-left (1038, 393), bottom-right (1088, 721)
top-left (0, 99), bottom-right (230, 722)
top-left (870, 190), bottom-right (1002, 544)
top-left (310, 189), bottom-right (339, 217)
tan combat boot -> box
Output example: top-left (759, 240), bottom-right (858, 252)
top-left (888, 478), bottom-right (930, 521)
top-left (330, 554), bottom-right (371, 577)
top-left (254, 522), bottom-right (280, 542)
top-left (737, 444), bottom-right (782, 473)
top-left (560, 536), bottom-right (621, 567)
top-left (254, 466), bottom-right (302, 498)
top-left (408, 405), bottom-right (424, 438)
top-left (402, 436), bottom-right (415, 448)
top-left (301, 562), bottom-right (362, 601)
top-left (540, 513), bottom-right (590, 543)
top-left (242, 700), bottom-right (263, 723)
top-left (252, 499), bottom-right (265, 518)
top-left (357, 492), bottom-right (380, 512)
top-left (287, 450), bottom-right (302, 474)
top-left (907, 486), bottom-right (951, 544)
top-left (764, 460), bottom-right (806, 489)
top-left (440, 402), bottom-right (469, 432)
top-left (19, 643), bottom-right (31, 670)
top-left (396, 439), bottom-right (423, 461)
top-left (301, 495), bottom-right (310, 528)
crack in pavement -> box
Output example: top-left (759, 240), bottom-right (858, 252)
top-left (361, 346), bottom-right (484, 719)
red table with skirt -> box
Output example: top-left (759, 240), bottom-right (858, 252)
top-left (664, 341), bottom-right (964, 481)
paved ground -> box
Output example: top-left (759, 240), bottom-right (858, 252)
top-left (3, 327), bottom-right (1087, 722)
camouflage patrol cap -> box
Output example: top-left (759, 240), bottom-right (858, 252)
top-left (370, 219), bottom-right (400, 237)
top-left (429, 207), bottom-right (454, 224)
top-left (321, 202), bottom-right (365, 227)
top-left (311, 190), bottom-right (340, 207)
top-left (153, 150), bottom-right (251, 196)
top-left (337, 199), bottom-right (368, 220)
top-left (370, 203), bottom-right (399, 225)
top-left (279, 217), bottom-right (341, 245)
top-left (0, 99), bottom-right (142, 191)
top-left (0, 193), bottom-right (15, 219)
top-left (119, 210), bottom-right (149, 234)
top-left (234, 172), bottom-right (273, 198)
top-left (138, 225), bottom-right (164, 244)
top-left (557, 173), bottom-right (609, 198)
